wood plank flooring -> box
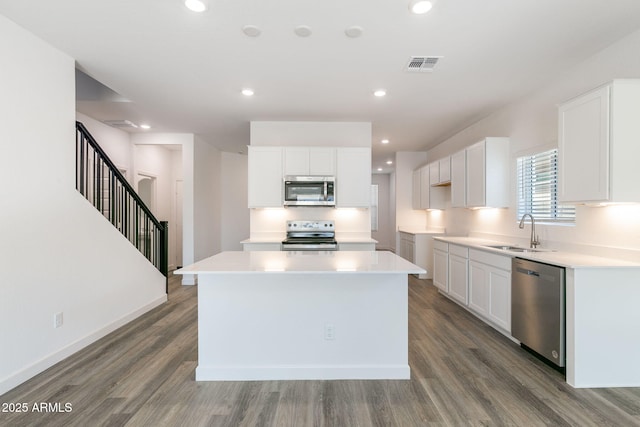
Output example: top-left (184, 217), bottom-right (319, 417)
top-left (2, 274), bottom-right (640, 426)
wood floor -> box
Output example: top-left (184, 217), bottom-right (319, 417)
top-left (2, 274), bottom-right (640, 427)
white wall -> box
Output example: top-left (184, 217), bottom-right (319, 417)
top-left (250, 121), bottom-right (371, 147)
top-left (425, 28), bottom-right (640, 260)
top-left (76, 113), bottom-right (134, 182)
top-left (132, 144), bottom-right (173, 221)
top-left (0, 15), bottom-right (166, 395)
top-left (372, 174), bottom-right (393, 250)
top-left (221, 152), bottom-right (249, 251)
top-left (194, 137), bottom-right (221, 260)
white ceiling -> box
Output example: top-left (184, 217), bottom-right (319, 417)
top-left (2, 0), bottom-right (640, 172)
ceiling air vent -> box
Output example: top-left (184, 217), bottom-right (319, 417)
top-left (103, 119), bottom-right (139, 129)
top-left (406, 56), bottom-right (442, 72)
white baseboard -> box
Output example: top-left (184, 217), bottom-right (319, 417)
top-left (195, 364), bottom-right (410, 381)
top-left (0, 295), bottom-right (167, 396)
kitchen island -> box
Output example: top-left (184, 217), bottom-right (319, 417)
top-left (175, 251), bottom-right (425, 381)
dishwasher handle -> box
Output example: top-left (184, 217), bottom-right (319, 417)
top-left (516, 267), bottom-right (540, 277)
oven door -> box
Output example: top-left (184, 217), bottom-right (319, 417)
top-left (281, 243), bottom-right (338, 251)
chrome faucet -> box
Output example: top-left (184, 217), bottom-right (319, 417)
top-left (519, 213), bottom-right (540, 248)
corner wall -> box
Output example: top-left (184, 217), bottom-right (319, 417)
top-left (0, 15), bottom-right (166, 395)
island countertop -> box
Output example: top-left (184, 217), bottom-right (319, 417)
top-left (175, 250), bottom-right (426, 275)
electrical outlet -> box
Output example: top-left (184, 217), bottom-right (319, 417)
top-left (324, 324), bottom-right (335, 340)
top-left (54, 312), bottom-right (63, 328)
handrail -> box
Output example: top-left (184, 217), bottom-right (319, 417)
top-left (76, 121), bottom-right (169, 289)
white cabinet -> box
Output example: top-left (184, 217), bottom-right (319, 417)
top-left (450, 150), bottom-right (466, 208)
top-left (248, 146), bottom-right (283, 208)
top-left (429, 157), bottom-right (451, 186)
top-left (448, 244), bottom-right (469, 305)
top-left (433, 240), bottom-right (448, 292)
top-left (399, 232), bottom-right (435, 279)
top-left (465, 138), bottom-right (510, 208)
top-left (412, 164), bottom-right (446, 210)
top-left (284, 147), bottom-right (335, 176)
top-left (336, 148), bottom-right (371, 207)
top-left (412, 169), bottom-right (422, 210)
top-left (468, 249), bottom-right (511, 332)
top-left (558, 80), bottom-right (640, 203)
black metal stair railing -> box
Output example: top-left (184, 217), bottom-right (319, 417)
top-left (76, 121), bottom-right (168, 291)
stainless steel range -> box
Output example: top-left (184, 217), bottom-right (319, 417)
top-left (281, 220), bottom-right (337, 251)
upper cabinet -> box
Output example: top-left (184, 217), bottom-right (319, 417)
top-left (284, 147), bottom-right (335, 176)
top-left (248, 146), bottom-right (283, 208)
top-left (248, 146), bottom-right (369, 208)
top-left (429, 156), bottom-right (451, 186)
top-left (336, 147), bottom-right (371, 207)
top-left (558, 80), bottom-right (640, 203)
top-left (450, 150), bottom-right (466, 208)
top-left (465, 138), bottom-right (510, 208)
top-left (412, 163), bottom-right (446, 210)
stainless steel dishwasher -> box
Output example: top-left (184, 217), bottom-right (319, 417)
top-left (511, 258), bottom-right (566, 369)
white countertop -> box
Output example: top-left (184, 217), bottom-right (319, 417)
top-left (398, 227), bottom-right (445, 235)
top-left (434, 236), bottom-right (640, 269)
top-left (175, 251), bottom-right (426, 275)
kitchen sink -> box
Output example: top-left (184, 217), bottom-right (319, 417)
top-left (484, 245), bottom-right (545, 253)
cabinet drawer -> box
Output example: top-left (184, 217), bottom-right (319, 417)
top-left (469, 249), bottom-right (511, 271)
top-left (449, 244), bottom-right (468, 258)
top-left (434, 240), bottom-right (448, 252)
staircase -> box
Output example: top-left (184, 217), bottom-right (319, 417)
top-left (75, 121), bottom-right (168, 290)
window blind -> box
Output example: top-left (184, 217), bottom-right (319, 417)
top-left (517, 149), bottom-right (575, 222)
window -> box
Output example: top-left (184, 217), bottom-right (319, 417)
top-left (517, 148), bottom-right (575, 223)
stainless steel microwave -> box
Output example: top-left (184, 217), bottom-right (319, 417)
top-left (284, 176), bottom-right (335, 207)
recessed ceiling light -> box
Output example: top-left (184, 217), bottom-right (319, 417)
top-left (345, 26), bottom-right (363, 38)
top-left (409, 0), bottom-right (434, 14)
top-left (386, 160), bottom-right (393, 165)
top-left (242, 25), bottom-right (261, 37)
top-left (381, 139), bottom-right (390, 144)
top-left (140, 124), bottom-right (151, 130)
top-left (294, 25), bottom-right (312, 37)
top-left (185, 0), bottom-right (207, 12)
top-left (377, 168), bottom-right (383, 172)
top-left (242, 88), bottom-right (254, 96)
top-left (374, 89), bottom-right (387, 97)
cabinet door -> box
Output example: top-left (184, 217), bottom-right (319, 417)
top-left (439, 157), bottom-right (451, 183)
top-left (412, 169), bottom-right (421, 210)
top-left (433, 249), bottom-right (448, 292)
top-left (309, 148), bottom-right (336, 175)
top-left (420, 165), bottom-right (430, 209)
top-left (429, 162), bottom-right (439, 185)
top-left (448, 254), bottom-right (468, 305)
top-left (248, 147), bottom-right (283, 207)
top-left (451, 150), bottom-right (466, 208)
top-left (488, 268), bottom-right (511, 332)
top-left (336, 148), bottom-right (371, 207)
top-left (558, 85), bottom-right (610, 202)
top-left (466, 141), bottom-right (486, 207)
top-left (284, 147), bottom-right (310, 176)
top-left (469, 260), bottom-right (489, 317)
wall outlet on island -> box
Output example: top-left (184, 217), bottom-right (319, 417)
top-left (54, 312), bottom-right (63, 328)
top-left (324, 324), bottom-right (335, 340)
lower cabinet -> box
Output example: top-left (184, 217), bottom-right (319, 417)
top-left (468, 249), bottom-right (511, 332)
top-left (448, 244), bottom-right (469, 305)
top-left (398, 232), bottom-right (436, 279)
top-left (433, 241), bottom-right (512, 337)
top-left (433, 241), bottom-right (448, 292)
